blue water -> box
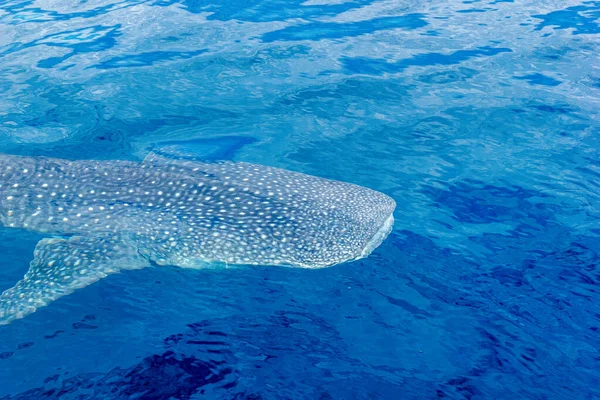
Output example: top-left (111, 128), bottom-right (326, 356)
top-left (0, 0), bottom-right (599, 398)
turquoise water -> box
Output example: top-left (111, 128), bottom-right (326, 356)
top-left (0, 0), bottom-right (599, 398)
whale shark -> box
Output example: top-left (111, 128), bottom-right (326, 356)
top-left (0, 152), bottom-right (395, 325)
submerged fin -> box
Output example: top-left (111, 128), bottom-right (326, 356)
top-left (0, 235), bottom-right (148, 325)
top-left (143, 136), bottom-right (255, 162)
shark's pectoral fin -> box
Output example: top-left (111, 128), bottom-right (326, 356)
top-left (0, 235), bottom-right (148, 325)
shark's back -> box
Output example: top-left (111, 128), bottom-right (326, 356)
top-left (137, 153), bottom-right (396, 268)
top-left (0, 153), bottom-right (395, 268)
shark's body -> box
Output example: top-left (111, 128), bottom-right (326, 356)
top-left (0, 152), bottom-right (395, 324)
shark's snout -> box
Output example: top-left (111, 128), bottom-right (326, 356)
top-left (282, 188), bottom-right (396, 269)
top-left (341, 191), bottom-right (396, 263)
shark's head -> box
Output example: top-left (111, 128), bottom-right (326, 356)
top-left (173, 160), bottom-right (398, 269)
top-left (277, 186), bottom-right (396, 269)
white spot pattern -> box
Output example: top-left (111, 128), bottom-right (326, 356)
top-left (0, 153), bottom-right (395, 268)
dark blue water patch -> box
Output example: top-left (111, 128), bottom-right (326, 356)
top-left (160, 35), bottom-right (189, 43)
top-left (42, 25), bottom-right (121, 50)
top-left (153, 0), bottom-right (376, 22)
top-left (93, 49), bottom-right (207, 69)
top-left (397, 256), bottom-right (486, 312)
top-left (457, 8), bottom-right (492, 13)
top-left (118, 107), bottom-right (240, 134)
top-left (0, 0), bottom-right (36, 13)
top-left (533, 2), bottom-right (600, 35)
top-left (43, 330), bottom-right (65, 339)
top-left (72, 322), bottom-right (98, 330)
top-left (532, 45), bottom-right (575, 61)
top-left (3, 351), bottom-right (232, 399)
top-left (2, 314), bottom-right (416, 399)
top-left (18, 25), bottom-right (120, 53)
top-left (416, 67), bottom-right (479, 84)
top-left (467, 228), bottom-right (600, 303)
top-left (514, 73), bottom-right (562, 86)
top-left (0, 24), bottom-right (122, 69)
top-left (490, 266), bottom-right (527, 287)
top-left (0, 0), bottom-right (144, 24)
top-left (512, 99), bottom-right (588, 126)
top-left (342, 46), bottom-right (512, 75)
top-left (0, 25), bottom-right (123, 68)
top-left (421, 179), bottom-right (555, 226)
top-left (537, 241), bottom-right (600, 289)
top-left (261, 14), bottom-right (427, 42)
top-left (42, 375), bottom-right (59, 385)
top-left (381, 229), bottom-right (600, 398)
top-left (376, 290), bottom-right (433, 318)
top-left (529, 102), bottom-right (574, 114)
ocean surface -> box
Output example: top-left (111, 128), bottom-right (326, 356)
top-left (0, 0), bottom-right (599, 399)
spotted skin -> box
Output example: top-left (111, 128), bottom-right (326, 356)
top-left (0, 153), bottom-right (395, 324)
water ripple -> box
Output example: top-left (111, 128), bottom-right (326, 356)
top-left (533, 2), bottom-right (600, 35)
top-left (342, 46), bottom-right (512, 75)
top-left (261, 14), bottom-right (428, 42)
